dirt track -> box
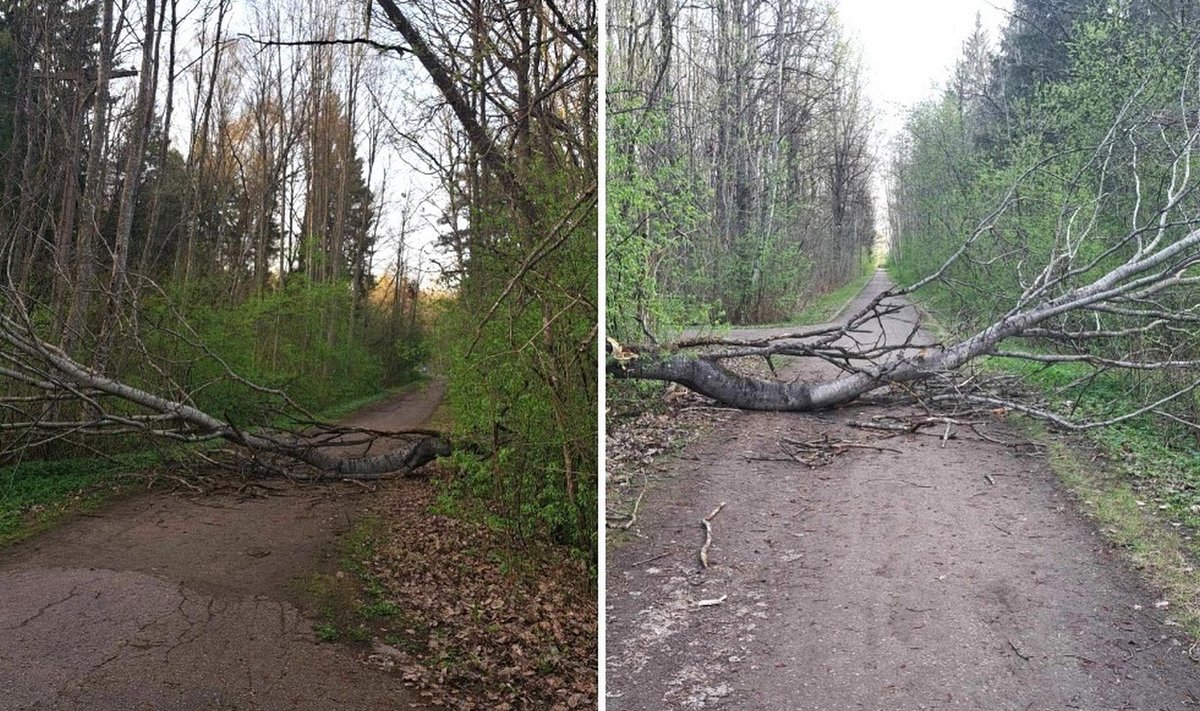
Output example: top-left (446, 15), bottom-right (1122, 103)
top-left (0, 380), bottom-right (445, 711)
top-left (606, 272), bottom-right (1200, 710)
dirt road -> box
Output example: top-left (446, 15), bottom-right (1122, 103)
top-left (606, 273), bottom-right (1200, 710)
top-left (0, 380), bottom-right (445, 711)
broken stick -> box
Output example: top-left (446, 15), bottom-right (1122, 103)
top-left (699, 502), bottom-right (727, 569)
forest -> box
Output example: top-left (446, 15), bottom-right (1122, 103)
top-left (609, 0), bottom-right (1200, 433)
top-left (606, 0), bottom-right (876, 338)
top-left (887, 2), bottom-right (1200, 454)
top-left (0, 0), bottom-right (596, 707)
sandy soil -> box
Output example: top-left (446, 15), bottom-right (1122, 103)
top-left (606, 272), bottom-right (1200, 710)
top-left (0, 380), bottom-right (445, 711)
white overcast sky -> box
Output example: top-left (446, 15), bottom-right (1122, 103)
top-left (837, 0), bottom-right (1013, 144)
top-left (834, 0), bottom-right (1013, 228)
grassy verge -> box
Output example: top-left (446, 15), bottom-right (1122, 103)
top-left (294, 514), bottom-right (425, 647)
top-left (306, 377), bottom-right (427, 423)
top-left (896, 267), bottom-right (1200, 635)
top-left (1020, 421), bottom-right (1200, 637)
top-left (789, 264), bottom-right (876, 325)
top-left (0, 451), bottom-right (160, 546)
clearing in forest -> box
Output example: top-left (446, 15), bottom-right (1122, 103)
top-left (606, 273), bottom-right (1200, 710)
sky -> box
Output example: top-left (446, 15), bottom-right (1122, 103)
top-left (835, 0), bottom-right (1014, 229)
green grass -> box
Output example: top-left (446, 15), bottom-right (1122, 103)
top-left (788, 264), bottom-right (876, 326)
top-left (297, 514), bottom-right (424, 648)
top-left (1023, 422), bottom-right (1200, 638)
top-left (0, 451), bottom-right (160, 546)
top-left (308, 376), bottom-right (428, 423)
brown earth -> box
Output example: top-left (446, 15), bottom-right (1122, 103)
top-left (0, 380), bottom-right (446, 711)
top-left (606, 272), bottom-right (1200, 710)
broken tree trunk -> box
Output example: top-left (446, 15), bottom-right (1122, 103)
top-left (611, 226), bottom-right (1200, 425)
top-left (0, 308), bottom-right (451, 478)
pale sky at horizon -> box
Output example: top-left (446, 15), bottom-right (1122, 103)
top-left (837, 0), bottom-right (1013, 145)
top-left (834, 0), bottom-right (1014, 232)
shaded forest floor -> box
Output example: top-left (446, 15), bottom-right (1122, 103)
top-left (606, 273), bottom-right (1200, 710)
top-left (0, 381), bottom-right (596, 710)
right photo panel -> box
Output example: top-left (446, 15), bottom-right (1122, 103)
top-left (605, 0), bottom-right (1200, 708)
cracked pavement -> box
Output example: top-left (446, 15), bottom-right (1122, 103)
top-left (0, 382), bottom-right (445, 710)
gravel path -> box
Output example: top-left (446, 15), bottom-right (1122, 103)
top-left (606, 273), bottom-right (1200, 710)
top-left (0, 380), bottom-right (445, 711)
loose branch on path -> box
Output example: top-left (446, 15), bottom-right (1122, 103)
top-left (863, 479), bottom-right (935, 489)
top-left (607, 476), bottom-right (648, 530)
top-left (699, 502), bottom-right (727, 569)
top-left (776, 435), bottom-right (902, 468)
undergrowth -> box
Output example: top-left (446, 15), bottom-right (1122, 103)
top-left (0, 451), bottom-right (158, 546)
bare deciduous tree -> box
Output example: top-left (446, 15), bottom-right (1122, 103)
top-left (611, 66), bottom-right (1200, 432)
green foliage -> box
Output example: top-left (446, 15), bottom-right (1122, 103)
top-left (893, 7), bottom-right (1200, 562)
top-left (606, 91), bottom-right (863, 334)
top-left (436, 153), bottom-right (597, 562)
top-left (0, 27), bottom-right (16, 164)
top-left (606, 101), bottom-right (710, 340)
top-left (0, 452), bottom-right (156, 545)
top-left (893, 14), bottom-right (1200, 336)
top-left (138, 278), bottom-right (408, 423)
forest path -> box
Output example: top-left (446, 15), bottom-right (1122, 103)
top-left (606, 272), bottom-right (1200, 710)
top-left (0, 380), bottom-right (446, 711)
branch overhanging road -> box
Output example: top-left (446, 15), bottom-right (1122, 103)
top-left (606, 274), bottom-right (1200, 710)
top-left (0, 380), bottom-right (445, 711)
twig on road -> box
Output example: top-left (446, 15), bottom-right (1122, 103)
top-left (622, 484), bottom-right (647, 531)
top-left (606, 475), bottom-right (648, 530)
top-left (695, 594), bottom-right (728, 607)
top-left (629, 550), bottom-right (672, 567)
top-left (864, 478), bottom-right (935, 489)
top-left (699, 502), bottom-right (727, 569)
top-left (1008, 637), bottom-right (1032, 661)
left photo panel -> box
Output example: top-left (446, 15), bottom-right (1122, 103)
top-left (0, 0), bottom-right (598, 708)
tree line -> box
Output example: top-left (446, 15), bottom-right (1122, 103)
top-left (607, 0), bottom-right (875, 338)
top-left (888, 0), bottom-right (1200, 432)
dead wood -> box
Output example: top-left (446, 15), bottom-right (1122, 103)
top-left (699, 501), bottom-right (726, 569)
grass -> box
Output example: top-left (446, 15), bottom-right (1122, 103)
top-left (1023, 421), bottom-right (1200, 638)
top-left (307, 376), bottom-right (428, 423)
top-left (297, 514), bottom-right (426, 649)
top-left (788, 264), bottom-right (876, 326)
top-left (0, 451), bottom-right (160, 547)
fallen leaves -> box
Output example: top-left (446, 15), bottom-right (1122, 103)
top-left (607, 384), bottom-right (732, 529)
top-left (349, 474), bottom-right (597, 710)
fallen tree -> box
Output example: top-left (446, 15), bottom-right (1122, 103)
top-left (610, 64), bottom-right (1200, 431)
top-left (0, 0), bottom-right (588, 479)
top-left (0, 289), bottom-right (451, 478)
